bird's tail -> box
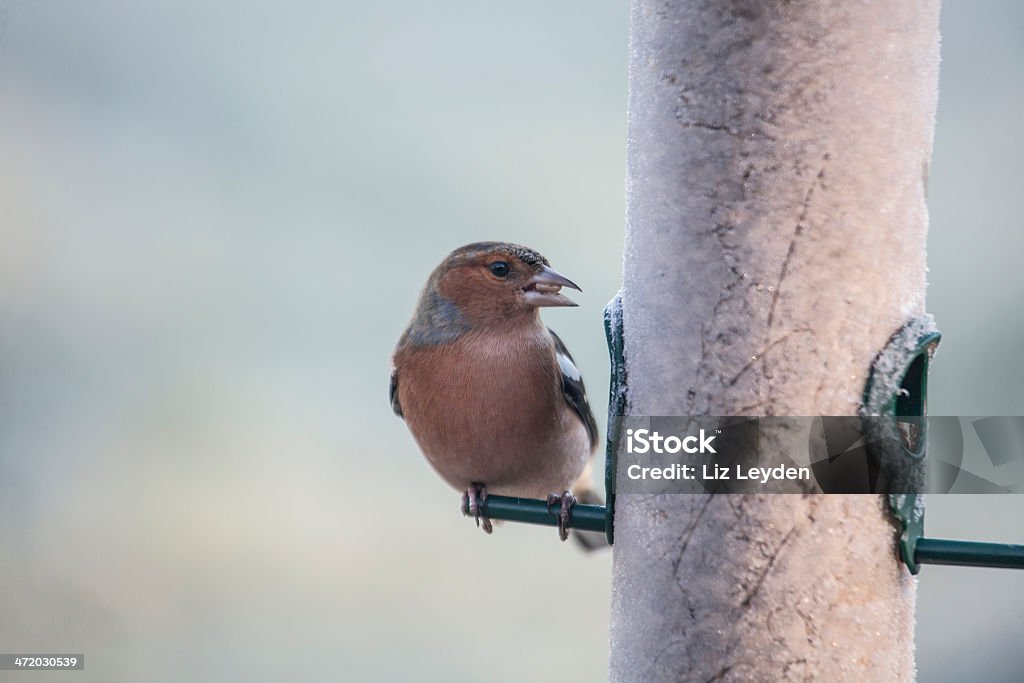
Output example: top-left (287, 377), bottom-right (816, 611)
top-left (571, 460), bottom-right (609, 552)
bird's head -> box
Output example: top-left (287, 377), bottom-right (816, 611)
top-left (425, 242), bottom-right (581, 327)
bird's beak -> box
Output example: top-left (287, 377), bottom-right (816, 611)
top-left (522, 266), bottom-right (582, 307)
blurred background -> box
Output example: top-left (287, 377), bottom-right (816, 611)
top-left (0, 2), bottom-right (1021, 681)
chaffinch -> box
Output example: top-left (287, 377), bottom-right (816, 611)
top-left (390, 242), bottom-right (602, 545)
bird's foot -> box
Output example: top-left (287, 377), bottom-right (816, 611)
top-left (546, 490), bottom-right (577, 542)
top-left (461, 483), bottom-right (493, 534)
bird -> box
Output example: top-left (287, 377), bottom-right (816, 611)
top-left (390, 242), bottom-right (603, 545)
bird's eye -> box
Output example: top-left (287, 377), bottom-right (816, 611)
top-left (489, 261), bottom-right (510, 278)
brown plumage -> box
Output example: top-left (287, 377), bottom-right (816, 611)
top-left (390, 242), bottom-right (602, 544)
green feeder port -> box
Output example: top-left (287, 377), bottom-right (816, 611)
top-left (866, 317), bottom-right (1024, 574)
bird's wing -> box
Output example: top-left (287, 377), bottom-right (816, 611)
top-left (389, 368), bottom-right (403, 418)
top-left (548, 328), bottom-right (598, 450)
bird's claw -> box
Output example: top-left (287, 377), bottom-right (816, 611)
top-left (547, 490), bottom-right (577, 542)
top-left (461, 483), bottom-right (492, 534)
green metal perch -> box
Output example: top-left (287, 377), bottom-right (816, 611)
top-left (914, 538), bottom-right (1024, 570)
top-left (476, 495), bottom-right (607, 534)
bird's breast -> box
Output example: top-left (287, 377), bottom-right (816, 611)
top-left (395, 329), bottom-right (588, 496)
